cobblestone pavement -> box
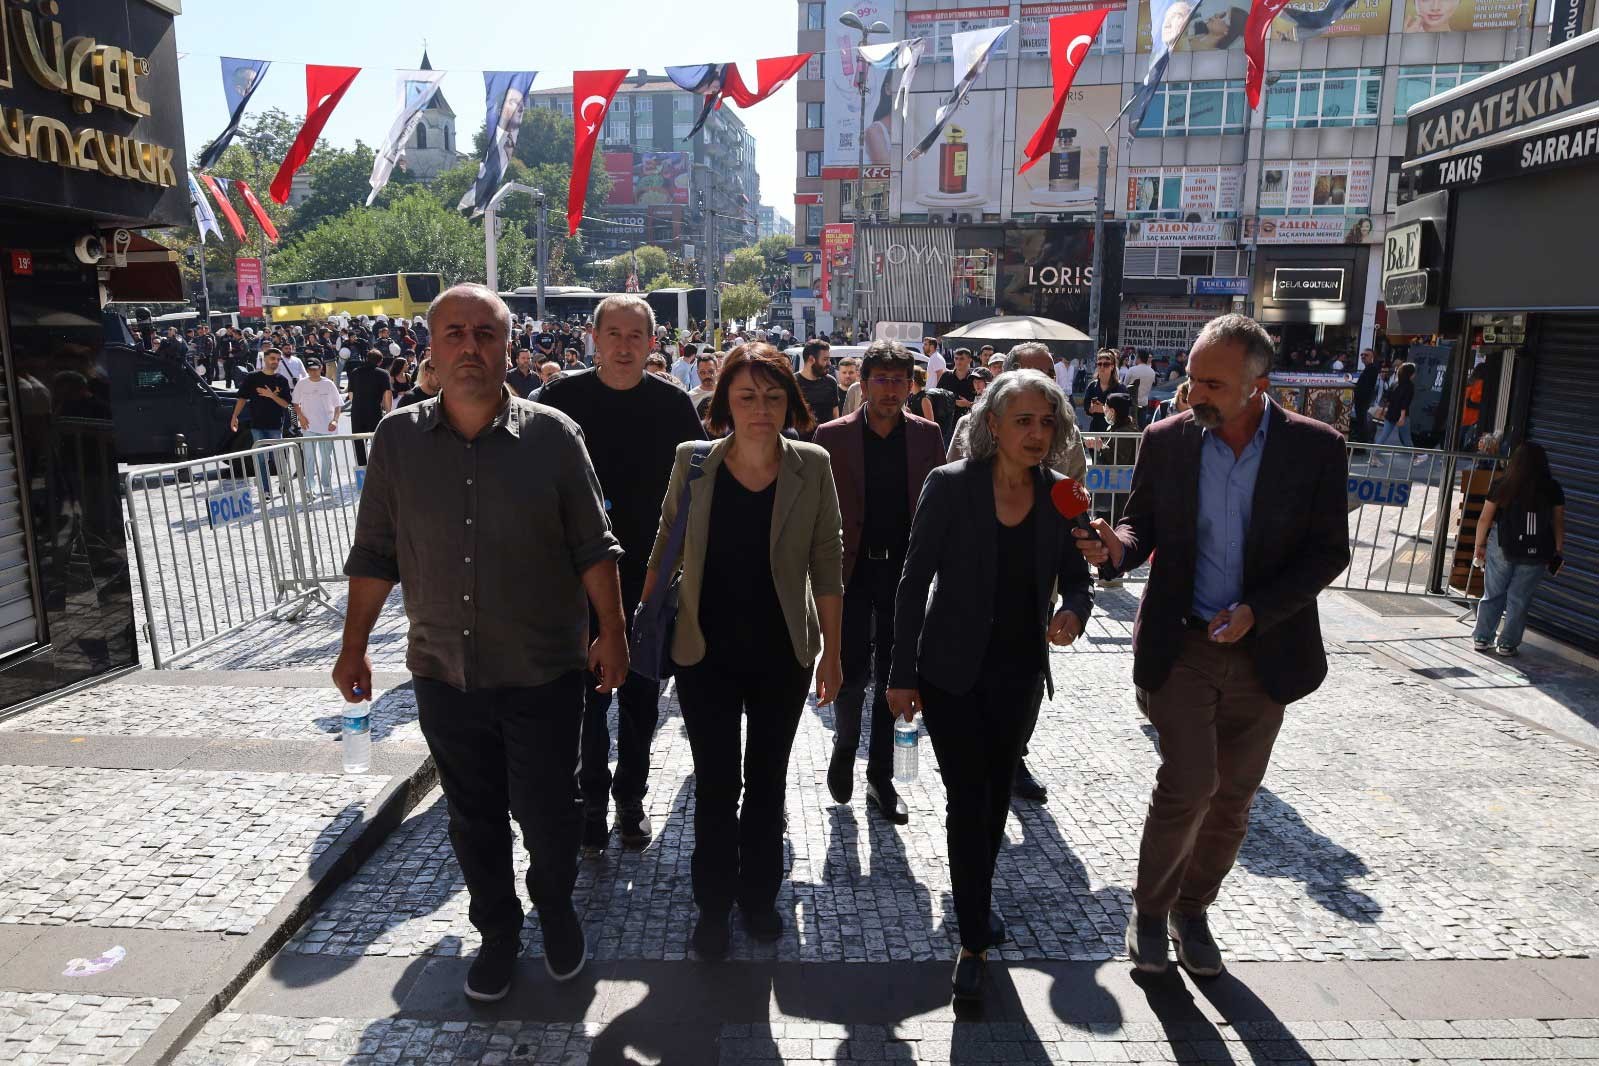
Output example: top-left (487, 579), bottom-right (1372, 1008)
top-left (173, 1011), bottom-right (1599, 1064)
top-left (279, 637), bottom-right (1599, 966)
top-left (0, 991), bottom-right (179, 1065)
top-left (0, 766), bottom-right (383, 933)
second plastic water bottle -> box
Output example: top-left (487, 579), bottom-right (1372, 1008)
top-left (342, 701), bottom-right (371, 773)
top-left (893, 716), bottom-right (919, 784)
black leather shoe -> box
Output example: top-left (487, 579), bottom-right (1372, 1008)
top-left (952, 950), bottom-right (986, 1002)
top-left (740, 904), bottom-right (783, 942)
top-left (1012, 761), bottom-right (1048, 803)
top-left (464, 935), bottom-right (518, 1002)
top-left (580, 812), bottom-right (609, 858)
top-left (691, 910), bottom-right (731, 961)
top-left (617, 807), bottom-right (652, 848)
top-left (827, 743), bottom-right (854, 804)
top-left (865, 782), bottom-right (909, 825)
top-left (542, 907), bottom-right (587, 982)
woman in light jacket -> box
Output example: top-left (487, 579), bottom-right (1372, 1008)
top-left (887, 369), bottom-right (1094, 1003)
top-left (644, 342), bottom-right (845, 961)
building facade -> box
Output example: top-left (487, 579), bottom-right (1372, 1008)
top-left (793, 0), bottom-right (1555, 347)
top-left (398, 52), bottom-right (462, 182)
top-left (529, 77), bottom-right (761, 269)
top-left (759, 204), bottom-right (796, 238)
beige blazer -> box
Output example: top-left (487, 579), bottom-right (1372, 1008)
top-left (647, 435), bottom-right (844, 668)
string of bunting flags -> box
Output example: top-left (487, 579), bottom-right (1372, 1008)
top-left (184, 0), bottom-right (1368, 251)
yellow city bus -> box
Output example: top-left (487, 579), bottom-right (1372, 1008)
top-left (266, 273), bottom-right (443, 324)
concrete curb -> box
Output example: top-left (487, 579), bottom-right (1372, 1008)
top-left (127, 752), bottom-right (438, 1066)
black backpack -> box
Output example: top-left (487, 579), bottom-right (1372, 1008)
top-left (1496, 503), bottom-right (1557, 561)
top-left (923, 386), bottom-right (959, 446)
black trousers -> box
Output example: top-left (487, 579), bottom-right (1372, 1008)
top-left (920, 670), bottom-right (1045, 953)
top-left (833, 556), bottom-right (900, 786)
top-left (414, 671), bottom-right (585, 944)
top-left (351, 419), bottom-right (377, 467)
top-left (580, 669), bottom-right (661, 815)
top-left (676, 652), bottom-right (810, 914)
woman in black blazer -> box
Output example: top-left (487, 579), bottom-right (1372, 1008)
top-left (887, 368), bottom-right (1094, 1003)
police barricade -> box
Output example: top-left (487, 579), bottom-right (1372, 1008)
top-left (123, 441), bottom-right (324, 669)
top-left (270, 432), bottom-right (377, 588)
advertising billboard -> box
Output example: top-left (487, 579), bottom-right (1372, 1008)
top-left (901, 89), bottom-right (1006, 219)
top-left (1269, 0), bottom-right (1393, 39)
top-left (236, 258), bottom-right (263, 318)
top-left (604, 152), bottom-right (634, 205)
top-left (1251, 215), bottom-right (1376, 243)
top-left (1402, 0), bottom-right (1525, 31)
top-left (1019, 0), bottom-right (1127, 56)
top-left (1258, 159), bottom-right (1375, 211)
top-left (824, 0), bottom-right (898, 167)
top-left (997, 226), bottom-right (1096, 327)
top-left (635, 153), bottom-right (690, 206)
top-left (1137, 1), bottom-right (1249, 52)
top-left (1124, 165), bottom-right (1245, 216)
top-left (1012, 85), bottom-right (1124, 215)
top-left (906, 5), bottom-right (1015, 62)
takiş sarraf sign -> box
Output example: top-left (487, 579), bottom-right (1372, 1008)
top-left (1271, 268), bottom-right (1345, 302)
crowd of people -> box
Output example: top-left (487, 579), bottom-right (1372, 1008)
top-left (328, 286), bottom-right (1378, 1010)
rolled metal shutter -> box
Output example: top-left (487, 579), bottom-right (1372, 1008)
top-left (1525, 315), bottom-right (1599, 653)
top-left (0, 358), bottom-right (39, 655)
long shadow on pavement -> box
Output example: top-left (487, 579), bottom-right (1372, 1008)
top-left (1238, 786), bottom-right (1382, 925)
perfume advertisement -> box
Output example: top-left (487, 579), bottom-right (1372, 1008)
top-left (1012, 86), bottom-right (1124, 216)
top-left (901, 89), bottom-right (1006, 220)
top-left (1136, 0), bottom-right (1249, 51)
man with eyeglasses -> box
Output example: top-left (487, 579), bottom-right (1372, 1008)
top-left (814, 340), bottom-right (947, 823)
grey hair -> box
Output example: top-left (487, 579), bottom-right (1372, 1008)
top-left (1001, 341), bottom-right (1053, 373)
top-left (965, 369), bottom-right (1074, 466)
top-left (1194, 313), bottom-right (1275, 379)
top-left (427, 283), bottom-right (512, 336)
top-left (594, 293), bottom-right (657, 334)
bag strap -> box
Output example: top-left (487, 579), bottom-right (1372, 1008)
top-left (641, 441), bottom-right (713, 613)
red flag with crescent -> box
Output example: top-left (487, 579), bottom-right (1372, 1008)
top-left (569, 70), bottom-right (629, 237)
top-left (1020, 9), bottom-right (1113, 175)
top-left (1245, 0), bottom-right (1296, 108)
top-left (234, 180), bottom-right (280, 243)
top-left (199, 174), bottom-right (248, 241)
top-left (270, 65), bottom-right (361, 204)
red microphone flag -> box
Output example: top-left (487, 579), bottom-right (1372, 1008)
top-left (569, 69), bottom-right (629, 237)
top-left (1020, 9), bottom-right (1113, 175)
top-left (199, 174), bottom-right (248, 241)
top-left (234, 180), bottom-right (280, 243)
top-left (1245, 0), bottom-right (1295, 108)
top-left (270, 65), bottom-right (361, 204)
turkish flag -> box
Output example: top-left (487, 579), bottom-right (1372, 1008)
top-left (1019, 10), bottom-right (1113, 175)
top-left (234, 180), bottom-right (280, 243)
top-left (569, 69), bottom-right (629, 237)
top-left (1245, 0), bottom-right (1296, 108)
top-left (270, 65), bottom-right (361, 204)
top-left (200, 175), bottom-right (248, 241)
top-left (721, 54), bottom-right (812, 108)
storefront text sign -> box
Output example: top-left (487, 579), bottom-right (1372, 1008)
top-left (1272, 268), bottom-right (1346, 302)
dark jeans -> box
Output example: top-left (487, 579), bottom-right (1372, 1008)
top-left (581, 669), bottom-right (662, 815)
top-left (921, 670), bottom-right (1045, 953)
top-left (676, 653), bottom-right (810, 915)
top-left (834, 556), bottom-right (900, 786)
top-left (414, 671), bottom-right (586, 943)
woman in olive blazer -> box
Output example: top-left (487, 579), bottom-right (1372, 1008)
top-left (644, 343), bottom-right (844, 961)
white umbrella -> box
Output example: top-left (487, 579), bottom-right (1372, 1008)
top-left (943, 315), bottom-right (1091, 342)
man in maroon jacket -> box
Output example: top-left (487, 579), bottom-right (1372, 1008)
top-left (1074, 314), bottom-right (1350, 978)
top-left (815, 340), bottom-right (947, 824)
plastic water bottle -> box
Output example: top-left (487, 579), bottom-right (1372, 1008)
top-left (342, 698), bottom-right (371, 774)
top-left (893, 716), bottom-right (920, 784)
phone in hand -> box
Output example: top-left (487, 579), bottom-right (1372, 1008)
top-left (1549, 554), bottom-right (1564, 577)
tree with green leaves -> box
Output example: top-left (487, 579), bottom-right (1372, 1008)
top-left (724, 246), bottom-right (767, 286)
top-left (720, 282), bottom-right (770, 325)
top-left (755, 233), bottom-right (794, 262)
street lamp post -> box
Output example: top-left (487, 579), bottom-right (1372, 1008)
top-left (839, 10), bottom-right (891, 339)
top-left (1244, 73), bottom-right (1282, 320)
top-left (484, 181), bottom-right (547, 320)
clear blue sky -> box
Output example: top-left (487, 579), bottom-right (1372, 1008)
top-left (173, 0), bottom-right (798, 220)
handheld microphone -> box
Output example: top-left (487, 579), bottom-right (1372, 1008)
top-left (1051, 478), bottom-right (1094, 532)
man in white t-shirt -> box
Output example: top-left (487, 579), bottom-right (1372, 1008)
top-left (1121, 350), bottom-right (1159, 427)
top-left (292, 357), bottom-right (343, 497)
top-left (1054, 354), bottom-right (1080, 399)
top-left (921, 336), bottom-right (947, 382)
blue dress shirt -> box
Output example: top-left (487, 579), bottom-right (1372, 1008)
top-left (1191, 401), bottom-right (1272, 621)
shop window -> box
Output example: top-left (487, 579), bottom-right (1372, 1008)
top-left (1265, 68), bottom-right (1381, 129)
top-left (1135, 81), bottom-right (1248, 137)
top-left (1393, 63), bottom-right (1501, 119)
top-left (952, 252), bottom-right (997, 311)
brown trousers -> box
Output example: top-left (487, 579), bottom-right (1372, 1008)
top-left (1134, 628), bottom-right (1285, 917)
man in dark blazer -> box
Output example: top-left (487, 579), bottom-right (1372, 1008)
top-left (1074, 313), bottom-right (1350, 979)
top-left (815, 340), bottom-right (947, 824)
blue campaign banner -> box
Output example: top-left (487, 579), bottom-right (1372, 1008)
top-left (1347, 476), bottom-right (1411, 508)
top-left (1084, 466), bottom-right (1135, 494)
top-left (1194, 276), bottom-right (1251, 296)
top-left (207, 486), bottom-right (255, 527)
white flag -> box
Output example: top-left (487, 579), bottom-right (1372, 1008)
top-left (189, 174), bottom-right (223, 244)
top-left (859, 38), bottom-right (927, 127)
top-left (368, 69), bottom-right (447, 205)
top-left (908, 25), bottom-right (1012, 160)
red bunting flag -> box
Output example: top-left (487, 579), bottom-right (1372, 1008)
top-left (270, 65), bottom-right (361, 204)
top-left (234, 180), bottom-right (280, 243)
top-left (1245, 0), bottom-right (1295, 108)
top-left (199, 174), bottom-right (248, 241)
top-left (1019, 9), bottom-right (1113, 175)
top-left (721, 54), bottom-right (813, 108)
top-left (569, 69), bottom-right (629, 237)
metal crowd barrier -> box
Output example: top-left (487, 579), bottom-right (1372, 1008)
top-left (125, 422), bottom-right (1503, 668)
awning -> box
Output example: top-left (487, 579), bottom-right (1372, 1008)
top-left (1404, 99), bottom-right (1599, 194)
top-left (106, 233), bottom-right (183, 303)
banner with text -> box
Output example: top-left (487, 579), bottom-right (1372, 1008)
top-left (236, 257), bottom-right (264, 317)
top-left (1402, 0), bottom-right (1525, 31)
top-left (1271, 0), bottom-right (1393, 39)
top-left (1137, 2), bottom-right (1248, 51)
top-left (907, 5), bottom-right (1016, 61)
top-left (1125, 165), bottom-right (1245, 216)
top-left (1258, 159), bottom-right (1375, 210)
top-left (1251, 215), bottom-right (1375, 243)
top-left (1020, 0), bottom-right (1128, 56)
top-left (1126, 219), bottom-right (1241, 245)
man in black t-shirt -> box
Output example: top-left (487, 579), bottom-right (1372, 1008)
top-left (795, 338), bottom-right (843, 431)
top-left (346, 348), bottom-right (394, 467)
top-left (229, 349), bottom-right (294, 498)
top-left (506, 349), bottom-right (539, 398)
top-left (535, 295), bottom-right (704, 856)
top-left (937, 347), bottom-right (979, 411)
